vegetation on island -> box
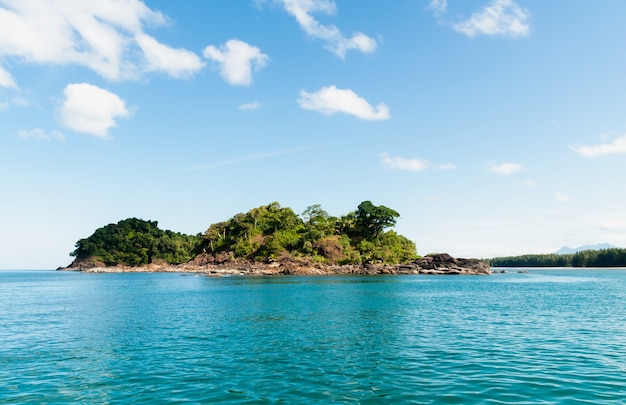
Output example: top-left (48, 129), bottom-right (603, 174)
top-left (70, 201), bottom-right (418, 267)
top-left (489, 248), bottom-right (626, 267)
top-left (71, 218), bottom-right (201, 266)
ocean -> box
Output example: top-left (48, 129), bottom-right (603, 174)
top-left (1, 269), bottom-right (625, 404)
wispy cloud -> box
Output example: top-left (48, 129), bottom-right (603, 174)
top-left (489, 162), bottom-right (523, 175)
top-left (59, 83), bottom-right (131, 139)
top-left (599, 220), bottom-right (626, 233)
top-left (0, 66), bottom-right (17, 88)
top-left (380, 153), bottom-right (429, 171)
top-left (429, 0), bottom-right (447, 16)
top-left (203, 39), bottom-right (269, 86)
top-left (554, 192), bottom-right (571, 203)
top-left (274, 0), bottom-right (377, 58)
top-left (521, 179), bottom-right (536, 187)
top-left (0, 0), bottom-right (204, 84)
top-left (18, 128), bottom-right (65, 141)
top-left (298, 85), bottom-right (390, 121)
top-left (239, 101), bottom-right (263, 111)
top-left (454, 0), bottom-right (530, 38)
top-left (183, 144), bottom-right (328, 172)
top-left (571, 134), bottom-right (626, 158)
top-left (437, 163), bottom-right (456, 170)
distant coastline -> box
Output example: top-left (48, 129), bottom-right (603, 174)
top-left (488, 248), bottom-right (626, 268)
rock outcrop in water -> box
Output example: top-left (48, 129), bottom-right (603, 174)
top-left (62, 253), bottom-right (490, 276)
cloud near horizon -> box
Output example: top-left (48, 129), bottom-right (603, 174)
top-left (0, 0), bottom-right (205, 84)
top-left (203, 39), bottom-right (269, 86)
top-left (275, 0), bottom-right (377, 58)
top-left (490, 162), bottom-right (523, 175)
top-left (380, 153), bottom-right (429, 171)
top-left (59, 83), bottom-right (130, 139)
top-left (571, 134), bottom-right (626, 158)
top-left (554, 192), bottom-right (571, 203)
top-left (298, 85), bottom-right (390, 121)
top-left (454, 0), bottom-right (530, 38)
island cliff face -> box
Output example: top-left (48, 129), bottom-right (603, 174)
top-left (64, 253), bottom-right (490, 276)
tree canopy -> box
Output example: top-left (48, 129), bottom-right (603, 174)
top-left (70, 201), bottom-right (417, 267)
top-left (197, 201), bottom-right (415, 265)
top-left (71, 218), bottom-right (201, 266)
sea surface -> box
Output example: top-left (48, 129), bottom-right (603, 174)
top-left (1, 269), bottom-right (625, 404)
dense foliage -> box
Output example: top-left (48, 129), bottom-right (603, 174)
top-left (70, 201), bottom-right (417, 267)
top-left (198, 200), bottom-right (416, 265)
top-left (71, 218), bottom-right (201, 266)
top-left (489, 248), bottom-right (626, 267)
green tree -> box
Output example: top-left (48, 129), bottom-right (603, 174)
top-left (354, 201), bottom-right (400, 239)
top-left (71, 218), bottom-right (200, 266)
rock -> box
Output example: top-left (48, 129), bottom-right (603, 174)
top-left (400, 254), bottom-right (490, 275)
top-left (60, 252), bottom-right (490, 276)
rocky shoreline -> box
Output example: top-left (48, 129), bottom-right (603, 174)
top-left (60, 253), bottom-right (490, 276)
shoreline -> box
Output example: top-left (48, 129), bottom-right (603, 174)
top-left (59, 254), bottom-right (492, 276)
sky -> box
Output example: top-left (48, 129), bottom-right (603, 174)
top-left (2, 0), bottom-right (626, 269)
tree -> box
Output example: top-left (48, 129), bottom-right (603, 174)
top-left (354, 201), bottom-right (400, 239)
top-left (71, 218), bottom-right (201, 266)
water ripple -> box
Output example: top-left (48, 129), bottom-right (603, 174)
top-left (1, 271), bottom-right (626, 404)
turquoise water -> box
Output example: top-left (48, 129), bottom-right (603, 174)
top-left (1, 270), bottom-right (626, 404)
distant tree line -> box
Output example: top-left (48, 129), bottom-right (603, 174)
top-left (70, 201), bottom-right (418, 267)
top-left (489, 248), bottom-right (626, 267)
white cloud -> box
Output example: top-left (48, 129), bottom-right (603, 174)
top-left (0, 65), bottom-right (17, 88)
top-left (0, 96), bottom-right (30, 111)
top-left (521, 179), bottom-right (536, 187)
top-left (135, 33), bottom-right (205, 78)
top-left (454, 0), bottom-right (530, 38)
top-left (554, 192), bottom-right (571, 203)
top-left (18, 128), bottom-right (65, 141)
top-left (490, 162), bottom-right (523, 175)
top-left (380, 153), bottom-right (429, 171)
top-left (59, 83), bottom-right (130, 138)
top-left (571, 134), bottom-right (626, 158)
top-left (600, 220), bottom-right (626, 233)
top-left (239, 101), bottom-right (263, 111)
top-left (437, 163), bottom-right (456, 170)
top-left (10, 96), bottom-right (29, 107)
top-left (0, 0), bottom-right (204, 81)
top-left (298, 85), bottom-right (390, 121)
top-left (203, 39), bottom-right (269, 86)
top-left (430, 0), bottom-right (447, 16)
top-left (275, 0), bottom-right (377, 58)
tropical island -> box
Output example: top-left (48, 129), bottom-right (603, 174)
top-left (62, 201), bottom-right (490, 276)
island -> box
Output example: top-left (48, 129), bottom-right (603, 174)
top-left (61, 201), bottom-right (490, 276)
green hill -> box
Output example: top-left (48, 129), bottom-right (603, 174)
top-left (69, 201), bottom-right (418, 268)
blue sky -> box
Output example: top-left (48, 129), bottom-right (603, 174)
top-left (2, 0), bottom-right (626, 269)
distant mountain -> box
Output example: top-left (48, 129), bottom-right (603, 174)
top-left (555, 243), bottom-right (619, 255)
